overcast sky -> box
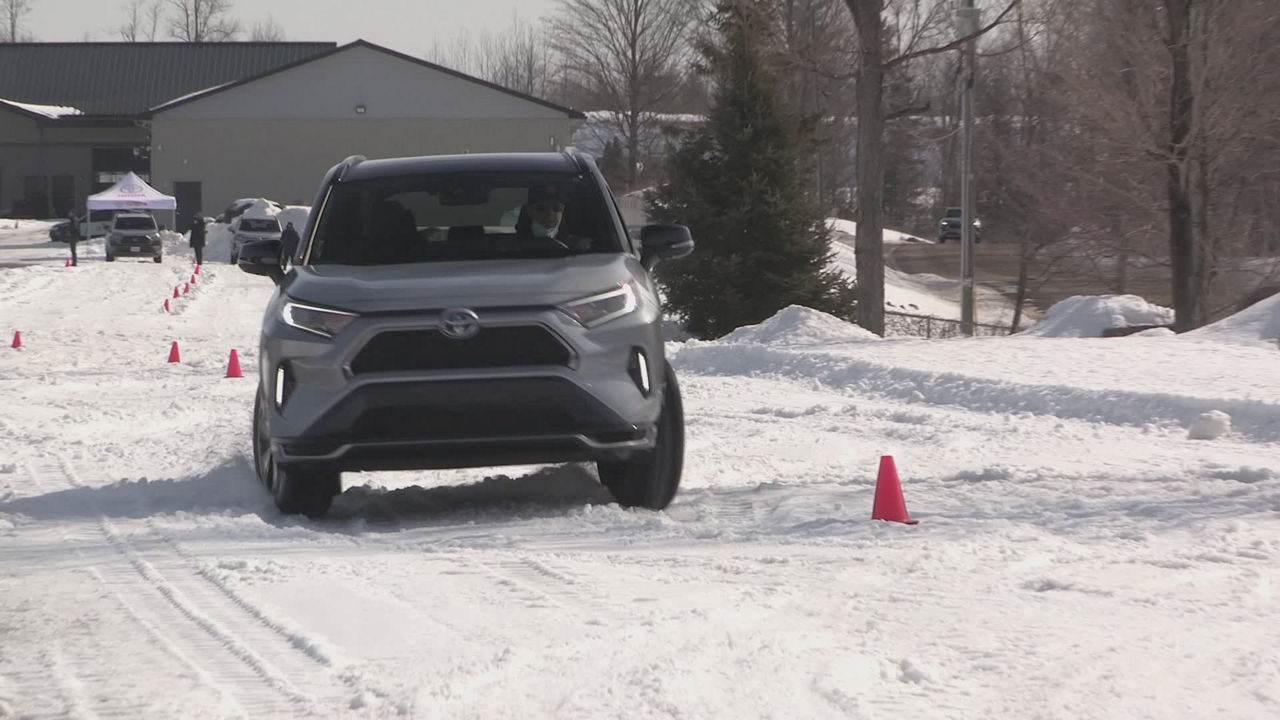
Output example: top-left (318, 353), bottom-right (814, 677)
top-left (25, 1), bottom-right (556, 59)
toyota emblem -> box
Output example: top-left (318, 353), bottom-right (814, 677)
top-left (439, 308), bottom-right (480, 340)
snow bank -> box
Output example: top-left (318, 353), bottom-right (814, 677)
top-left (1019, 295), bottom-right (1174, 338)
top-left (826, 217), bottom-right (926, 245)
top-left (1187, 291), bottom-right (1280, 347)
top-left (717, 305), bottom-right (879, 346)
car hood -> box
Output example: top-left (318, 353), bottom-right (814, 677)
top-left (284, 254), bottom-right (638, 313)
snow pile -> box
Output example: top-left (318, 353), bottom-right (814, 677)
top-left (1019, 295), bottom-right (1174, 338)
top-left (0, 98), bottom-right (83, 118)
top-left (717, 305), bottom-right (880, 346)
top-left (1187, 291), bottom-right (1280, 347)
top-left (827, 217), bottom-right (926, 245)
top-left (1188, 410), bottom-right (1232, 440)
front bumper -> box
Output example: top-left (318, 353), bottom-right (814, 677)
top-left (262, 305), bottom-right (665, 472)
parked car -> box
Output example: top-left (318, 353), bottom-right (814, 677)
top-left (218, 197), bottom-right (284, 225)
top-left (938, 206), bottom-right (982, 243)
top-left (104, 211), bottom-right (162, 262)
top-left (237, 150), bottom-right (694, 517)
top-left (48, 209), bottom-right (123, 242)
top-left (229, 214), bottom-right (282, 264)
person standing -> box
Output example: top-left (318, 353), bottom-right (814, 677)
top-left (66, 211), bottom-right (79, 266)
top-left (279, 221), bottom-right (300, 267)
top-left (188, 213), bottom-right (206, 265)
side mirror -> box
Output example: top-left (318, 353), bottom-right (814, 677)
top-left (639, 224), bottom-right (694, 270)
top-left (238, 238), bottom-right (285, 283)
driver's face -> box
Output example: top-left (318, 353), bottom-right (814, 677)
top-left (528, 200), bottom-right (564, 226)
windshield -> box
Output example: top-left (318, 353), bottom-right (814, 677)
top-left (238, 218), bottom-right (280, 233)
top-left (114, 215), bottom-right (156, 231)
top-left (307, 171), bottom-right (622, 265)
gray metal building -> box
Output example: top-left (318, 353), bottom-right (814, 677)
top-left (0, 41), bottom-right (585, 229)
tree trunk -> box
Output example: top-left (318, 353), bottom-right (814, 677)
top-left (846, 0), bottom-right (886, 336)
top-left (1166, 0), bottom-right (1198, 331)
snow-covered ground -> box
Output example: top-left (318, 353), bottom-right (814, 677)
top-left (1, 221), bottom-right (1279, 719)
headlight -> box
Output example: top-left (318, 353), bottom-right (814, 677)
top-left (558, 281), bottom-right (638, 328)
top-left (282, 301), bottom-right (358, 338)
top-left (973, 219), bottom-right (982, 229)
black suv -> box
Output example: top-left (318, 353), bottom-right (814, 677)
top-left (237, 151), bottom-right (694, 517)
top-left (938, 206), bottom-right (981, 243)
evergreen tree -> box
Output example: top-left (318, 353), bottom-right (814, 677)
top-left (647, 0), bottom-right (856, 340)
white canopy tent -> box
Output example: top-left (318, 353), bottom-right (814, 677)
top-left (87, 172), bottom-right (177, 230)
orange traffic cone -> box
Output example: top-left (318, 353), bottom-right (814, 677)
top-left (225, 349), bottom-right (243, 378)
top-left (10, 330), bottom-right (20, 349)
top-left (872, 455), bottom-right (918, 525)
top-left (173, 286), bottom-right (180, 298)
top-left (167, 341), bottom-right (181, 363)
top-left (163, 298), bottom-right (171, 312)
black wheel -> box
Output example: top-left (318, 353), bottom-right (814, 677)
top-left (253, 388), bottom-right (339, 518)
top-left (105, 253), bottom-right (115, 262)
top-left (154, 255), bottom-right (163, 263)
top-left (597, 360), bottom-right (684, 510)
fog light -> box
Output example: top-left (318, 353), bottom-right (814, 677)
top-left (628, 348), bottom-right (651, 396)
top-left (274, 363), bottom-right (294, 409)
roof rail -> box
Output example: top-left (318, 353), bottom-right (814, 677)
top-left (336, 155), bottom-right (366, 181)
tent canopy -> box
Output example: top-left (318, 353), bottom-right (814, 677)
top-left (87, 172), bottom-right (176, 211)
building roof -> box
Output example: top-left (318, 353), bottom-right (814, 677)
top-left (0, 42), bottom-right (335, 116)
top-left (149, 40), bottom-right (586, 121)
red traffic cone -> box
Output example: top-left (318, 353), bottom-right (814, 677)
top-left (182, 282), bottom-right (190, 295)
top-left (225, 349), bottom-right (243, 378)
top-left (163, 298), bottom-right (171, 312)
top-left (65, 256), bottom-right (71, 267)
top-left (167, 341), bottom-right (181, 363)
top-left (173, 286), bottom-right (180, 299)
top-left (872, 455), bottom-right (918, 525)
top-left (194, 264), bottom-right (200, 274)
top-left (10, 330), bottom-right (20, 349)
top-left (190, 273), bottom-right (197, 284)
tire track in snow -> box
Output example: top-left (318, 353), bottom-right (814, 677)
top-left (30, 455), bottom-right (326, 717)
top-left (5, 459), bottom-right (234, 720)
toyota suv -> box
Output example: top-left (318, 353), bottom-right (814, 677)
top-left (105, 211), bottom-right (163, 262)
top-left (237, 151), bottom-right (694, 517)
top-left (938, 206), bottom-right (982, 243)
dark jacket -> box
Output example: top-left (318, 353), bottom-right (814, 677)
top-left (189, 220), bottom-right (206, 248)
top-left (280, 224), bottom-right (300, 261)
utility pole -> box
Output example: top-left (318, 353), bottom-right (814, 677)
top-left (957, 0), bottom-right (980, 336)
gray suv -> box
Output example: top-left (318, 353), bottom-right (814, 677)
top-left (105, 211), bottom-right (163, 262)
top-left (238, 151), bottom-right (694, 517)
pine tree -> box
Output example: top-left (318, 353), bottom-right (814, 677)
top-left (647, 0), bottom-right (856, 340)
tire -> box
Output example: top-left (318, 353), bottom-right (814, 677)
top-left (105, 253), bottom-right (115, 262)
top-left (252, 389), bottom-right (340, 518)
top-left (154, 255), bottom-right (163, 263)
top-left (597, 360), bottom-right (684, 510)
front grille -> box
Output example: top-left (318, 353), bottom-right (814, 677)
top-left (350, 326), bottom-right (572, 374)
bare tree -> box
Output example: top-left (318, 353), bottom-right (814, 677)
top-left (119, 0), bottom-right (165, 42)
top-left (166, 0), bottom-right (242, 41)
top-left (1, 0), bottom-right (31, 42)
top-left (425, 16), bottom-right (558, 99)
top-left (842, 0), bottom-right (1015, 335)
top-left (250, 15), bottom-right (286, 41)
top-left (547, 0), bottom-right (696, 191)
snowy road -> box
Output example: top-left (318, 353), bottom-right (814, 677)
top-left (1, 224), bottom-right (1278, 718)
